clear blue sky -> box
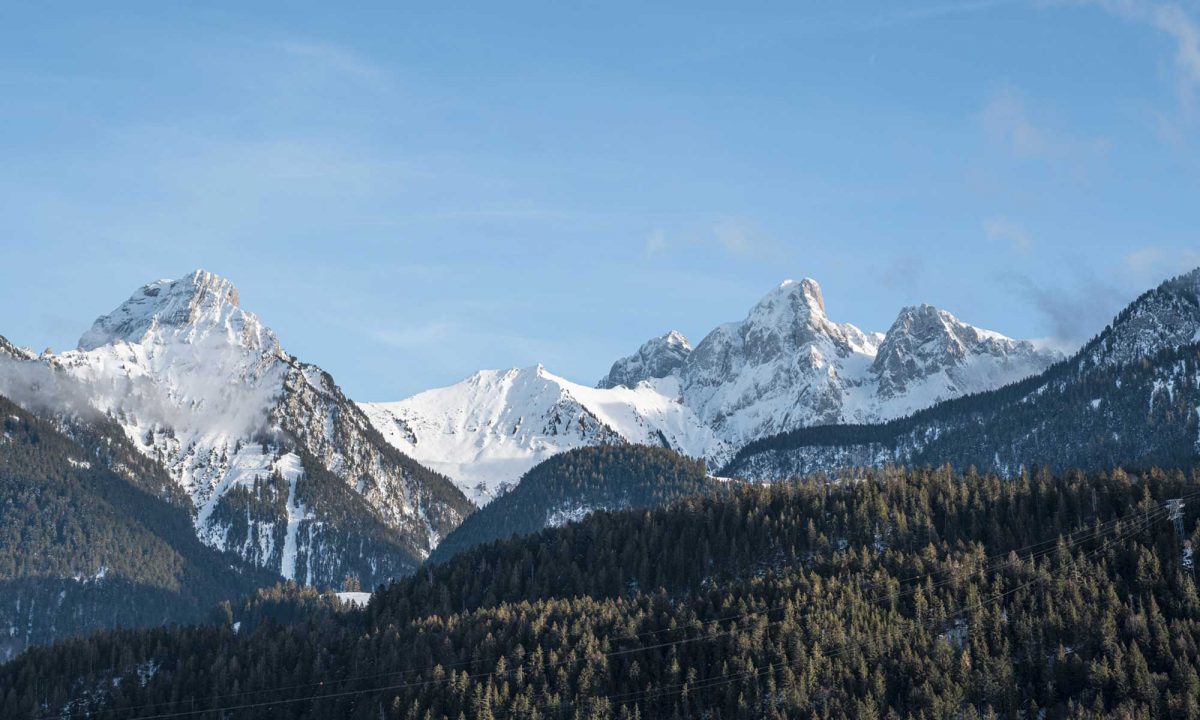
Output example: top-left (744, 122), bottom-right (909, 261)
top-left (2, 1), bottom-right (1199, 399)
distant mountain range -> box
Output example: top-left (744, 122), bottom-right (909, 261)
top-left (723, 268), bottom-right (1200, 480)
top-left (2, 265), bottom-right (1198, 656)
top-left (362, 277), bottom-right (1060, 503)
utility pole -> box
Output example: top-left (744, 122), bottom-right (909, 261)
top-left (1166, 498), bottom-right (1194, 575)
top-left (1166, 499), bottom-right (1186, 539)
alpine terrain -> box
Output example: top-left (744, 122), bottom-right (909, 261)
top-left (0, 271), bottom-right (473, 590)
top-left (724, 268), bottom-right (1200, 480)
top-left (362, 278), bottom-right (1058, 502)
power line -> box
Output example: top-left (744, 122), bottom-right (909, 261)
top-left (530, 506), bottom-right (1167, 718)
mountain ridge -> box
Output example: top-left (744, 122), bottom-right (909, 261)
top-left (364, 276), bottom-right (1059, 499)
top-left (723, 267), bottom-right (1200, 479)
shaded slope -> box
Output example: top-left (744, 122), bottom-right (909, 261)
top-left (429, 445), bottom-right (722, 562)
top-left (0, 393), bottom-right (276, 662)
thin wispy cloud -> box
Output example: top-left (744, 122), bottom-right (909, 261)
top-left (275, 40), bottom-right (389, 85)
top-left (1122, 246), bottom-right (1200, 286)
top-left (1086, 1), bottom-right (1200, 90)
top-left (712, 219), bottom-right (761, 256)
top-left (984, 216), bottom-right (1033, 254)
top-left (874, 254), bottom-right (927, 290)
top-left (1006, 267), bottom-right (1125, 351)
top-left (979, 86), bottom-right (1110, 170)
top-left (645, 219), bottom-right (778, 259)
top-left (1071, 0), bottom-right (1200, 139)
top-left (644, 230), bottom-right (669, 256)
top-left (1008, 246), bottom-right (1200, 351)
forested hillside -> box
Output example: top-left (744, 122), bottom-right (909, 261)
top-left (430, 445), bottom-right (722, 562)
top-left (5, 465), bottom-right (1200, 718)
top-left (0, 393), bottom-right (276, 662)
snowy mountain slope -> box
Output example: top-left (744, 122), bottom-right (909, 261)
top-left (0, 335), bottom-right (34, 360)
top-left (360, 366), bottom-right (728, 505)
top-left (365, 277), bottom-right (1056, 500)
top-left (0, 270), bottom-right (472, 588)
top-left (1081, 267), bottom-right (1200, 367)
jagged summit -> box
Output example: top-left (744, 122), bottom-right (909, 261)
top-left (597, 330), bottom-right (693, 389)
top-left (1, 270), bottom-right (472, 588)
top-left (774, 278), bottom-right (826, 314)
top-left (872, 304), bottom-right (1051, 399)
top-left (78, 269), bottom-right (277, 353)
top-left (0, 334), bottom-right (35, 360)
top-left (366, 275), bottom-right (1057, 495)
top-left (742, 279), bottom-right (836, 342)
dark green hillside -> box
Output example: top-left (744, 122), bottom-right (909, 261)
top-left (429, 445), bottom-right (722, 562)
top-left (6, 466), bottom-right (1200, 718)
top-left (0, 393), bottom-right (275, 661)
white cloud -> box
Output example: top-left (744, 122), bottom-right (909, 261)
top-left (644, 219), bottom-right (776, 259)
top-left (1090, 1), bottom-right (1200, 88)
top-left (275, 40), bottom-right (388, 85)
top-left (980, 86), bottom-right (1109, 167)
top-left (984, 216), bottom-right (1033, 254)
top-left (1122, 246), bottom-right (1200, 285)
top-left (644, 229), bottom-right (669, 256)
top-left (1074, 0), bottom-right (1200, 129)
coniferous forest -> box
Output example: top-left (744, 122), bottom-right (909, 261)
top-left (4, 464), bottom-right (1200, 719)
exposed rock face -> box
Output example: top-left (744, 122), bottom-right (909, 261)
top-left (723, 267), bottom-right (1200, 482)
top-left (871, 304), bottom-right (1051, 399)
top-left (366, 277), bottom-right (1057, 499)
top-left (679, 279), bottom-right (885, 442)
top-left (0, 270), bottom-right (473, 588)
top-left (597, 331), bottom-right (692, 389)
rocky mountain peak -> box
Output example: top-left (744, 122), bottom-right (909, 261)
top-left (872, 304), bottom-right (1055, 399)
top-left (748, 278), bottom-right (827, 326)
top-left (877, 303), bottom-right (967, 357)
top-left (77, 269), bottom-right (278, 354)
top-left (597, 330), bottom-right (693, 389)
top-left (0, 334), bottom-right (35, 361)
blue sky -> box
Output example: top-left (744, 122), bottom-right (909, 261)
top-left (2, 1), bottom-right (1199, 399)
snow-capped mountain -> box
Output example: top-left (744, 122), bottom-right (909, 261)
top-left (360, 365), bottom-right (726, 505)
top-left (597, 331), bottom-right (693, 389)
top-left (723, 268), bottom-right (1200, 481)
top-left (0, 270), bottom-right (472, 587)
top-left (677, 279), bottom-right (1058, 446)
top-left (364, 277), bottom-right (1057, 501)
